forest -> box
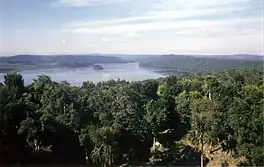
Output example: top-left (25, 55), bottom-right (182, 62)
top-left (139, 54), bottom-right (263, 74)
top-left (0, 55), bottom-right (129, 72)
top-left (0, 68), bottom-right (263, 166)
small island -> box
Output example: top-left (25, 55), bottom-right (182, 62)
top-left (92, 64), bottom-right (103, 70)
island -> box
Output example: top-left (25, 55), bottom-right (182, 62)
top-left (92, 64), bottom-right (103, 70)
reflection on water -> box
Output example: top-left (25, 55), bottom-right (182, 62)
top-left (0, 63), bottom-right (163, 86)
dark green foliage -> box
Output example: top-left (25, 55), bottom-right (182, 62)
top-left (0, 69), bottom-right (263, 166)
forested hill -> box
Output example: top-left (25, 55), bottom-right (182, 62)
top-left (139, 54), bottom-right (263, 74)
top-left (0, 54), bottom-right (131, 72)
top-left (0, 54), bottom-right (129, 64)
top-left (0, 68), bottom-right (263, 166)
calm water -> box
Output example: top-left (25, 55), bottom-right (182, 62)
top-left (0, 63), bottom-right (163, 86)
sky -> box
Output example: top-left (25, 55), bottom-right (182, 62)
top-left (0, 0), bottom-right (263, 55)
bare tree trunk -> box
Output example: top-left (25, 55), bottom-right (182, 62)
top-left (201, 125), bottom-right (204, 167)
top-left (201, 153), bottom-right (203, 167)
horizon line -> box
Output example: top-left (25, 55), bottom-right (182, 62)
top-left (1, 53), bottom-right (264, 57)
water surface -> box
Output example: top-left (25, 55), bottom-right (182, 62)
top-left (0, 63), bottom-right (163, 86)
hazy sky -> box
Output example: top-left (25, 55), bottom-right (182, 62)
top-left (1, 0), bottom-right (263, 55)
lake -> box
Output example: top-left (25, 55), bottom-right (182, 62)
top-left (0, 62), bottom-right (164, 86)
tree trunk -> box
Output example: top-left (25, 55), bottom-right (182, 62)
top-left (201, 125), bottom-right (204, 167)
top-left (201, 153), bottom-right (203, 167)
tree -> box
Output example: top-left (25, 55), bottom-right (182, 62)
top-left (0, 68), bottom-right (263, 166)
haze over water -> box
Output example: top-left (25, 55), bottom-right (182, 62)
top-left (0, 63), bottom-right (163, 86)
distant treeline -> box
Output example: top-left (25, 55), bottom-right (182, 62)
top-left (1, 54), bottom-right (263, 74)
top-left (0, 55), bottom-right (130, 72)
top-left (139, 54), bottom-right (264, 74)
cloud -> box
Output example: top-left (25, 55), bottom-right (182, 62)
top-left (56, 0), bottom-right (262, 54)
top-left (7, 0), bottom-right (262, 54)
top-left (101, 37), bottom-right (111, 42)
top-left (51, 0), bottom-right (99, 7)
top-left (63, 7), bottom-right (249, 28)
top-left (124, 32), bottom-right (140, 38)
top-left (61, 0), bottom-right (262, 37)
top-left (51, 0), bottom-right (131, 7)
top-left (61, 39), bottom-right (66, 44)
top-left (15, 29), bottom-right (33, 33)
top-left (62, 18), bottom-right (262, 36)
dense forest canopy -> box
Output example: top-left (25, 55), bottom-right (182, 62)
top-left (0, 68), bottom-right (263, 166)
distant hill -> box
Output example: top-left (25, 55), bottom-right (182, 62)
top-left (139, 54), bottom-right (263, 74)
top-left (0, 54), bottom-right (131, 72)
top-left (0, 54), bottom-right (129, 64)
top-left (113, 54), bottom-right (160, 61)
top-left (1, 54), bottom-right (263, 74)
top-left (211, 54), bottom-right (263, 60)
